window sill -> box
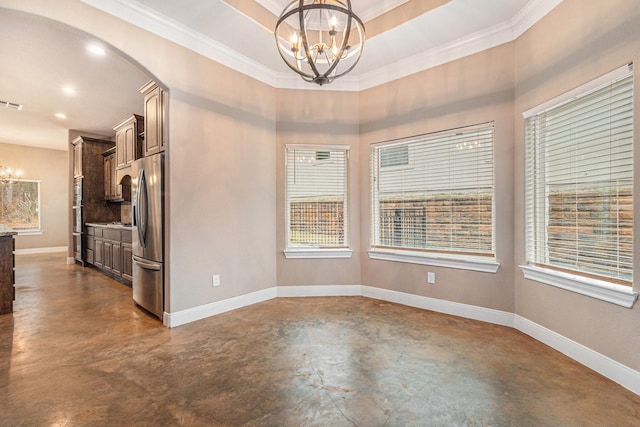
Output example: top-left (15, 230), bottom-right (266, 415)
top-left (284, 248), bottom-right (353, 259)
top-left (368, 249), bottom-right (500, 273)
top-left (519, 265), bottom-right (638, 308)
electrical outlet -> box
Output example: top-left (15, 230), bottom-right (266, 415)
top-left (212, 274), bottom-right (221, 287)
top-left (427, 272), bottom-right (435, 284)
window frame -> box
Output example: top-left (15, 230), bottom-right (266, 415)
top-left (520, 64), bottom-right (638, 308)
top-left (284, 144), bottom-right (352, 259)
top-left (368, 123), bottom-right (499, 273)
top-left (0, 179), bottom-right (42, 235)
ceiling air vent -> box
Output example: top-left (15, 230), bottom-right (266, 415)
top-left (0, 100), bottom-right (23, 110)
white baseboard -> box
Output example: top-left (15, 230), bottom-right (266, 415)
top-left (361, 285), bottom-right (515, 327)
top-left (67, 257), bottom-right (76, 265)
top-left (164, 284), bottom-right (639, 396)
top-left (514, 315), bottom-right (640, 396)
top-left (15, 246), bottom-right (67, 255)
top-left (164, 287), bottom-right (277, 328)
top-left (277, 284), bottom-right (362, 298)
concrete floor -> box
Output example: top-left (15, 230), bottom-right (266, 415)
top-left (1, 253), bottom-right (640, 426)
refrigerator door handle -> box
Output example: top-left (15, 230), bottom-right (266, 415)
top-left (133, 257), bottom-right (162, 271)
top-left (137, 168), bottom-right (148, 247)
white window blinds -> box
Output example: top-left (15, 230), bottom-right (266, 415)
top-left (371, 124), bottom-right (495, 255)
top-left (525, 69), bottom-right (634, 284)
top-left (286, 146), bottom-right (349, 248)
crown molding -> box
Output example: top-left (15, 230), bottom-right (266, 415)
top-left (275, 72), bottom-right (361, 91)
top-left (511, 0), bottom-right (564, 38)
top-left (82, 0), bottom-right (563, 92)
top-left (359, 19), bottom-right (515, 90)
top-left (81, 0), bottom-right (280, 87)
top-left (359, 0), bottom-right (563, 90)
top-left (254, 0), bottom-right (410, 23)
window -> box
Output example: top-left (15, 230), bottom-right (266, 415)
top-left (0, 180), bottom-right (41, 234)
top-left (524, 66), bottom-right (634, 293)
top-left (380, 145), bottom-right (409, 168)
top-left (370, 124), bottom-right (495, 260)
top-left (285, 145), bottom-right (350, 257)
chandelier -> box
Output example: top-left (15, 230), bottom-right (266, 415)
top-left (0, 165), bottom-right (22, 184)
top-left (275, 0), bottom-right (365, 86)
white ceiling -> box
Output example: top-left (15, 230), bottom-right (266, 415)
top-left (0, 8), bottom-right (151, 151)
top-left (0, 0), bottom-right (562, 152)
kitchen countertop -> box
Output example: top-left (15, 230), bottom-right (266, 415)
top-left (86, 222), bottom-right (133, 230)
top-left (0, 225), bottom-right (17, 237)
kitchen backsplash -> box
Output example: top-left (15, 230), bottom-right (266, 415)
top-left (121, 202), bottom-right (132, 224)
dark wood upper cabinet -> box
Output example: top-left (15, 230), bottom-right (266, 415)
top-left (114, 114), bottom-right (143, 169)
top-left (140, 80), bottom-right (166, 157)
top-left (103, 147), bottom-right (123, 202)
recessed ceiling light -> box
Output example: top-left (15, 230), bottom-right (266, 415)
top-left (62, 87), bottom-right (76, 95)
top-left (87, 44), bottom-right (106, 56)
top-left (55, 113), bottom-right (67, 119)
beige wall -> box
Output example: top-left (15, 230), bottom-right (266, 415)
top-left (276, 89), bottom-right (361, 286)
top-left (359, 43), bottom-right (516, 313)
top-left (513, 0), bottom-right (640, 371)
top-left (167, 76), bottom-right (277, 312)
top-left (0, 142), bottom-right (68, 250)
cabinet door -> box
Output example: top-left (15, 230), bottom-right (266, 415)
top-left (111, 154), bottom-right (121, 200)
top-left (103, 155), bottom-right (112, 200)
top-left (103, 240), bottom-right (113, 271)
top-left (103, 154), bottom-right (121, 200)
top-left (112, 242), bottom-right (122, 276)
top-left (160, 89), bottom-right (167, 152)
top-left (143, 86), bottom-right (163, 156)
top-left (86, 230), bottom-right (95, 265)
top-left (115, 129), bottom-right (127, 169)
top-left (73, 143), bottom-right (83, 177)
top-left (95, 238), bottom-right (104, 268)
top-left (122, 243), bottom-right (133, 281)
top-left (125, 125), bottom-right (137, 165)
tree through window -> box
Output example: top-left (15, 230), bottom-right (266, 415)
top-left (0, 180), bottom-right (41, 233)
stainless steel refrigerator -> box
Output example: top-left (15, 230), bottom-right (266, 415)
top-left (131, 153), bottom-right (164, 318)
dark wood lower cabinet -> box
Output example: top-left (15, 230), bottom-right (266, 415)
top-left (112, 242), bottom-right (122, 276)
top-left (0, 234), bottom-right (16, 315)
top-left (85, 225), bottom-right (132, 286)
top-left (85, 227), bottom-right (95, 265)
top-left (122, 244), bottom-right (133, 281)
top-left (103, 240), bottom-right (113, 272)
top-left (95, 237), bottom-right (103, 268)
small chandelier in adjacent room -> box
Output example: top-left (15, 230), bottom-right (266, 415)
top-left (0, 165), bottom-right (22, 184)
top-left (275, 0), bottom-right (365, 86)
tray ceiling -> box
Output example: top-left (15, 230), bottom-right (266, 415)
top-left (0, 0), bottom-right (562, 151)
